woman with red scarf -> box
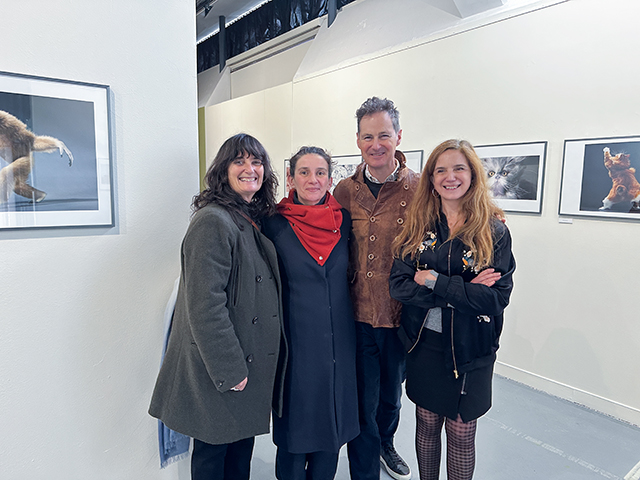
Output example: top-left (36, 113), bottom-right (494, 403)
top-left (262, 146), bottom-right (359, 480)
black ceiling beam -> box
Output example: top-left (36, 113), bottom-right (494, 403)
top-left (197, 0), bottom-right (356, 73)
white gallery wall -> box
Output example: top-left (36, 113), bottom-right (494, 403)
top-left (0, 1), bottom-right (197, 479)
top-left (204, 0), bottom-right (640, 425)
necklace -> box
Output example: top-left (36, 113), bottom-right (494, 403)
top-left (448, 217), bottom-right (461, 232)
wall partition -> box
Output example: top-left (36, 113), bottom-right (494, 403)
top-left (204, 0), bottom-right (640, 426)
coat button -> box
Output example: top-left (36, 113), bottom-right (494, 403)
top-left (366, 271), bottom-right (373, 278)
top-left (252, 317), bottom-right (258, 324)
top-left (319, 256), bottom-right (323, 261)
top-left (333, 229), bottom-right (337, 233)
top-left (246, 354), bottom-right (254, 363)
top-left (256, 275), bottom-right (263, 282)
top-left (217, 380), bottom-right (224, 387)
top-left (401, 201), bottom-right (407, 207)
top-left (397, 218), bottom-right (404, 224)
top-left (368, 253), bottom-right (374, 260)
top-left (355, 185), bottom-right (360, 191)
top-left (369, 235), bottom-right (376, 241)
top-left (403, 184), bottom-right (409, 190)
top-left (370, 217), bottom-right (376, 222)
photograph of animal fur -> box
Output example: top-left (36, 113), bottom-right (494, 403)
top-left (560, 136), bottom-right (640, 219)
top-left (0, 71), bottom-right (112, 229)
top-left (474, 141), bottom-right (547, 214)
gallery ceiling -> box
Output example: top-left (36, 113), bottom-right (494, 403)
top-left (196, 0), bottom-right (269, 43)
top-left (195, 0), bottom-right (507, 44)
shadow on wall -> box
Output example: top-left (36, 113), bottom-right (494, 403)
top-left (536, 328), bottom-right (608, 397)
top-left (499, 331), bottom-right (535, 372)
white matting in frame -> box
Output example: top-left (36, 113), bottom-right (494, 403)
top-left (474, 141), bottom-right (547, 214)
top-left (0, 71), bottom-right (113, 230)
top-left (559, 136), bottom-right (640, 220)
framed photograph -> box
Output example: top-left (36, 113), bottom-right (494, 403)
top-left (0, 71), bottom-right (113, 229)
top-left (283, 150), bottom-right (423, 196)
top-left (559, 136), bottom-right (640, 219)
top-left (329, 149), bottom-right (423, 193)
top-left (474, 141), bottom-right (547, 214)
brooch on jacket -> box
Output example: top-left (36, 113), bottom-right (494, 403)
top-left (462, 249), bottom-right (479, 273)
top-left (418, 231), bottom-right (437, 253)
top-left (416, 232), bottom-right (437, 270)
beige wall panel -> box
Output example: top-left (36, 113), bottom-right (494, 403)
top-left (205, 84), bottom-right (293, 198)
top-left (232, 41), bottom-right (312, 99)
top-left (288, 0), bottom-right (640, 423)
top-left (203, 0), bottom-right (640, 424)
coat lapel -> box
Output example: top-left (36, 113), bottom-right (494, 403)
top-left (254, 227), bottom-right (281, 294)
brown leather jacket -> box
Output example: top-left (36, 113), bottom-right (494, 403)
top-left (334, 151), bottom-right (420, 328)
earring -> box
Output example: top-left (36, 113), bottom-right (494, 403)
top-left (431, 188), bottom-right (440, 198)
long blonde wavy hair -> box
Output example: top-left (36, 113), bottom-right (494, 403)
top-left (392, 139), bottom-right (504, 269)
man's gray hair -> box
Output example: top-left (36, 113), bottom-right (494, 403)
top-left (356, 97), bottom-right (400, 133)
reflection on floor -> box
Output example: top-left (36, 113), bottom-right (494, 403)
top-left (252, 375), bottom-right (640, 479)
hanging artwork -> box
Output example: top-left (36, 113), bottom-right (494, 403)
top-left (329, 150), bottom-right (423, 193)
top-left (283, 150), bottom-right (423, 196)
top-left (474, 141), bottom-right (547, 214)
top-left (0, 71), bottom-right (113, 230)
top-left (560, 136), bottom-right (640, 219)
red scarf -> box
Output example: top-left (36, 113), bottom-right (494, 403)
top-left (277, 190), bottom-right (343, 266)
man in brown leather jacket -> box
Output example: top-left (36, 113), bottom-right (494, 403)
top-left (334, 97), bottom-right (420, 480)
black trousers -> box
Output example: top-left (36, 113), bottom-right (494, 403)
top-left (191, 436), bottom-right (255, 480)
top-left (347, 323), bottom-right (406, 480)
top-left (276, 448), bottom-right (339, 480)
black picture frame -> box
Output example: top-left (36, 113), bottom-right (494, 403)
top-left (560, 136), bottom-right (640, 219)
top-left (0, 71), bottom-right (113, 229)
top-left (474, 141), bottom-right (547, 214)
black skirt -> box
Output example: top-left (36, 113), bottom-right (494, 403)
top-left (405, 329), bottom-right (494, 422)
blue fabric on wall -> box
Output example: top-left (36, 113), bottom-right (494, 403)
top-left (158, 277), bottom-right (191, 468)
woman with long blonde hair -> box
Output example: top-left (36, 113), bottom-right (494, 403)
top-left (389, 139), bottom-right (515, 480)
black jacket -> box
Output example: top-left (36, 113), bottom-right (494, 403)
top-left (389, 216), bottom-right (515, 378)
top-left (262, 210), bottom-right (359, 454)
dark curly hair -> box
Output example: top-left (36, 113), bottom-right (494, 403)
top-left (192, 133), bottom-right (278, 225)
top-left (355, 97), bottom-right (400, 133)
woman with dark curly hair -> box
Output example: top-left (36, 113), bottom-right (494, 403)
top-left (389, 139), bottom-right (515, 480)
top-left (150, 133), bottom-right (287, 480)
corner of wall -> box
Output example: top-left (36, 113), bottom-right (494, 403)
top-left (198, 107), bottom-right (207, 190)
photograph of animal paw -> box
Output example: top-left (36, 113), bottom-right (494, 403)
top-left (560, 136), bottom-right (640, 220)
top-left (0, 71), bottom-right (113, 229)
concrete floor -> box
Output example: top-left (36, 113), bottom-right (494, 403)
top-left (250, 375), bottom-right (640, 479)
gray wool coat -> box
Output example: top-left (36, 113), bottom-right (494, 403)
top-left (149, 204), bottom-right (287, 445)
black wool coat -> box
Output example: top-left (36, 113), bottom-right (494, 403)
top-left (262, 210), bottom-right (359, 454)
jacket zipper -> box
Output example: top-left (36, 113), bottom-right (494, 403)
top-left (408, 235), bottom-right (436, 353)
top-left (407, 313), bottom-right (429, 354)
top-left (451, 310), bottom-right (458, 379)
top-left (447, 241), bottom-right (459, 379)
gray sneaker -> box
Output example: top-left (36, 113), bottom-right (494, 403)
top-left (380, 444), bottom-right (411, 480)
